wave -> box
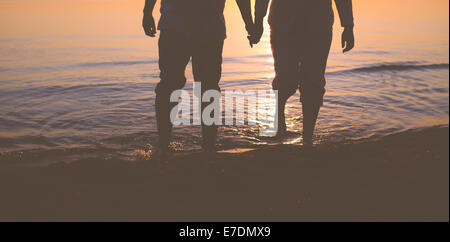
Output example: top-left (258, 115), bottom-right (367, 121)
top-left (77, 60), bottom-right (158, 68)
top-left (329, 62), bottom-right (449, 75)
top-left (1, 60), bottom-right (159, 73)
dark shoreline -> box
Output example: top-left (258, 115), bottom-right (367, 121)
top-left (0, 125), bottom-right (448, 222)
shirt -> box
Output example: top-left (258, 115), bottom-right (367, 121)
top-left (256, 0), bottom-right (354, 29)
top-left (158, 0), bottom-right (227, 39)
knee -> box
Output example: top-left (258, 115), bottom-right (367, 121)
top-left (300, 86), bottom-right (326, 106)
top-left (155, 74), bottom-right (186, 97)
top-left (194, 70), bottom-right (222, 93)
top-left (201, 83), bottom-right (220, 93)
top-left (299, 73), bottom-right (326, 105)
top-left (272, 76), bottom-right (298, 100)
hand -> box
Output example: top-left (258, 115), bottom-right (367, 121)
top-left (248, 21), bottom-right (264, 45)
top-left (143, 13), bottom-right (156, 37)
top-left (244, 24), bottom-right (254, 47)
top-left (342, 26), bottom-right (355, 53)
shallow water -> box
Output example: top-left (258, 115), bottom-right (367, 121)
top-left (0, 0), bottom-right (448, 166)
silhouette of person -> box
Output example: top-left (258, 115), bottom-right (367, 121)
top-left (250, 0), bottom-right (355, 146)
top-left (143, 0), bottom-right (254, 156)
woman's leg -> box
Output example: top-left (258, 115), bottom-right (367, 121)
top-left (298, 28), bottom-right (333, 146)
top-left (270, 28), bottom-right (300, 137)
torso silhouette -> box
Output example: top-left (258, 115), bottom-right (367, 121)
top-left (268, 0), bottom-right (353, 30)
top-left (158, 0), bottom-right (227, 39)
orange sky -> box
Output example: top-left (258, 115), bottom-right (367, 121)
top-left (0, 0), bottom-right (448, 36)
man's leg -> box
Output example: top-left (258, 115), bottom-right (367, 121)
top-left (299, 28), bottom-right (332, 146)
top-left (270, 28), bottom-right (300, 136)
top-left (155, 30), bottom-right (191, 152)
top-left (192, 38), bottom-right (224, 152)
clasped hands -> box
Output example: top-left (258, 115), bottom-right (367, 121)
top-left (245, 21), bottom-right (264, 47)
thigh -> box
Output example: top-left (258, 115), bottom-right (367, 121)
top-left (156, 30), bottom-right (191, 94)
top-left (191, 39), bottom-right (224, 91)
top-left (299, 29), bottom-right (332, 88)
top-left (270, 28), bottom-right (301, 97)
top-left (298, 28), bottom-right (332, 103)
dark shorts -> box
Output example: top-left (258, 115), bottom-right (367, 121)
top-left (271, 26), bottom-right (332, 105)
top-left (155, 30), bottom-right (224, 97)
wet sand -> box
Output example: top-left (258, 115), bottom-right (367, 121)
top-left (0, 126), bottom-right (448, 222)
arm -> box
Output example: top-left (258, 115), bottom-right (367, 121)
top-left (236, 0), bottom-right (254, 46)
top-left (143, 0), bottom-right (157, 37)
top-left (236, 0), bottom-right (253, 31)
top-left (252, 0), bottom-right (270, 45)
top-left (255, 0), bottom-right (270, 26)
top-left (334, 0), bottom-right (355, 52)
top-left (335, 0), bottom-right (354, 28)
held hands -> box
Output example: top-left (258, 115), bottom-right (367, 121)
top-left (342, 26), bottom-right (355, 53)
top-left (245, 21), bottom-right (265, 47)
top-left (143, 13), bottom-right (157, 37)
